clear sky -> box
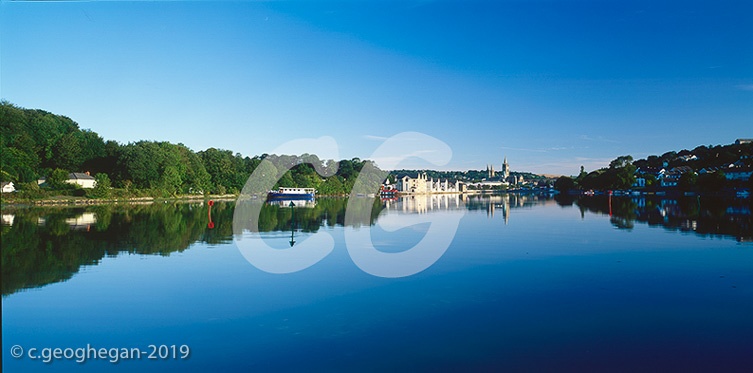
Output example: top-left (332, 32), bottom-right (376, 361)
top-left (1, 0), bottom-right (751, 175)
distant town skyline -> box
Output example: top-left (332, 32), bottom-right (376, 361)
top-left (1, 1), bottom-right (751, 175)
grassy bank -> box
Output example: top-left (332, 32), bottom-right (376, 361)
top-left (1, 191), bottom-right (239, 208)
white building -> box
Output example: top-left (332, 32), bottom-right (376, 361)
top-left (66, 173), bottom-right (97, 188)
top-left (397, 173), bottom-right (465, 194)
top-left (38, 172), bottom-right (97, 188)
top-left (1, 181), bottom-right (15, 193)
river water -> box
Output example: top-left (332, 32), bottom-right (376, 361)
top-left (2, 195), bottom-right (752, 372)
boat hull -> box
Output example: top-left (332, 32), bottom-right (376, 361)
top-left (267, 192), bottom-right (315, 200)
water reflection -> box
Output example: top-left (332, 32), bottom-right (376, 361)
top-left (2, 195), bottom-right (751, 296)
top-left (1, 199), bottom-right (374, 295)
top-left (557, 194), bottom-right (753, 242)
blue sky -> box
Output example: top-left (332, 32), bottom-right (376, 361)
top-left (1, 0), bottom-right (751, 175)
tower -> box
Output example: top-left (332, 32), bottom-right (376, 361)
top-left (502, 157), bottom-right (510, 179)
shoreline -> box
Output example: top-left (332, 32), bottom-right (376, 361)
top-left (0, 194), bottom-right (239, 209)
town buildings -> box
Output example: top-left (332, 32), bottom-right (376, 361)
top-left (396, 173), bottom-right (466, 194)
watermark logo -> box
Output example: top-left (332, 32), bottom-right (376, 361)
top-left (232, 132), bottom-right (465, 278)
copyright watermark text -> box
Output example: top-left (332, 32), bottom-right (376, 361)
top-left (9, 344), bottom-right (190, 364)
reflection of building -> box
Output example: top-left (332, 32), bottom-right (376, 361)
top-left (485, 197), bottom-right (510, 224)
top-left (383, 194), bottom-right (464, 214)
top-left (1, 214), bottom-right (15, 226)
top-left (382, 193), bottom-right (554, 226)
top-left (66, 212), bottom-right (97, 230)
top-left (397, 173), bottom-right (465, 194)
top-left (467, 194), bottom-right (556, 223)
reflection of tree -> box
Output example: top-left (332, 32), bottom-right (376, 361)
top-left (2, 199), bottom-right (384, 296)
top-left (575, 196), bottom-right (753, 239)
top-left (610, 216), bottom-right (634, 230)
top-left (554, 194), bottom-right (576, 207)
top-left (2, 204), bottom-right (215, 295)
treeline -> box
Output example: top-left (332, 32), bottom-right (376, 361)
top-left (0, 102), bottom-right (373, 197)
top-left (555, 142), bottom-right (753, 192)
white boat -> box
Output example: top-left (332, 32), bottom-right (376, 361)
top-left (268, 187), bottom-right (316, 199)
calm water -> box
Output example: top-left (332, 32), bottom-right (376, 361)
top-left (2, 195), bottom-right (752, 372)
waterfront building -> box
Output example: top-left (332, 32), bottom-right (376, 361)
top-left (397, 173), bottom-right (465, 194)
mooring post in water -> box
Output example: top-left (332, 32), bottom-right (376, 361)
top-left (208, 200), bottom-right (214, 228)
top-left (608, 191), bottom-right (612, 216)
top-left (289, 201), bottom-right (296, 246)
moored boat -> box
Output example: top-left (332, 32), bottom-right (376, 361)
top-left (268, 187), bottom-right (316, 199)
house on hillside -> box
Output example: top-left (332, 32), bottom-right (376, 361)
top-left (637, 167), bottom-right (666, 178)
top-left (37, 172), bottom-right (97, 188)
top-left (698, 167), bottom-right (721, 174)
top-left (660, 166), bottom-right (693, 187)
top-left (67, 172), bottom-right (96, 188)
top-left (1, 181), bottom-right (16, 193)
top-left (724, 166), bottom-right (753, 181)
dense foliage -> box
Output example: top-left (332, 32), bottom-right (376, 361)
top-left (561, 143), bottom-right (753, 192)
top-left (1, 102), bottom-right (375, 197)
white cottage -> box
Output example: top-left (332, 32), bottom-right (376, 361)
top-left (1, 181), bottom-right (16, 193)
top-left (67, 172), bottom-right (97, 188)
top-left (37, 172), bottom-right (97, 188)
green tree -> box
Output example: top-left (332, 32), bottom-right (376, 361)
top-left (678, 171), bottom-right (697, 191)
top-left (697, 171), bottom-right (727, 192)
top-left (118, 142), bottom-right (163, 189)
top-left (52, 133), bottom-right (82, 171)
top-left (93, 173), bottom-right (112, 198)
top-left (276, 172), bottom-right (295, 188)
top-left (318, 176), bottom-right (345, 195)
top-left (48, 168), bottom-right (69, 189)
top-left (609, 155), bottom-right (634, 169)
top-left (554, 176), bottom-right (575, 192)
top-left (643, 174), bottom-right (657, 187)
